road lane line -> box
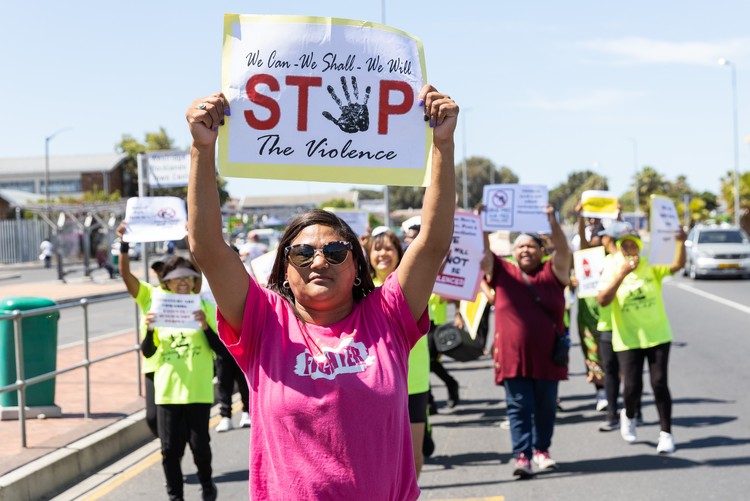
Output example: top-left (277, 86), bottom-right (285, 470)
top-left (671, 282), bottom-right (750, 315)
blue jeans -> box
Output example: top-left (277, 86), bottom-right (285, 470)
top-left (503, 378), bottom-right (559, 458)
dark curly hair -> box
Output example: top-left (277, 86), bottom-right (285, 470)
top-left (268, 209), bottom-right (375, 306)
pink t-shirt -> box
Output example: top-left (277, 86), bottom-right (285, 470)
top-left (217, 273), bottom-right (429, 501)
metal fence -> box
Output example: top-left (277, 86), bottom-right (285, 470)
top-left (0, 218), bottom-right (46, 264)
top-left (0, 292), bottom-right (141, 448)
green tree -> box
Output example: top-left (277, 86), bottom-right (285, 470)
top-left (456, 156), bottom-right (518, 209)
top-left (115, 128), bottom-right (230, 206)
top-left (548, 170), bottom-right (609, 222)
top-left (719, 170), bottom-right (750, 231)
top-left (387, 186), bottom-right (425, 211)
top-left (320, 198), bottom-right (354, 209)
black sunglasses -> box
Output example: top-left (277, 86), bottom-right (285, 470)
top-left (285, 241), bottom-right (353, 268)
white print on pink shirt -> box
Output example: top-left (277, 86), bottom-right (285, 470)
top-left (293, 336), bottom-right (375, 381)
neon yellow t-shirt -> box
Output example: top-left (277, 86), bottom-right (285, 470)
top-left (428, 293), bottom-right (447, 325)
top-left (373, 277), bottom-right (430, 394)
top-left (134, 280), bottom-right (162, 374)
top-left (598, 254), bottom-right (672, 352)
top-left (149, 296), bottom-right (218, 405)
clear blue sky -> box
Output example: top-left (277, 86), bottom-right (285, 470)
top-left (4, 1), bottom-right (750, 202)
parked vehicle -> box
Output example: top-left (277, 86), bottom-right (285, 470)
top-left (111, 238), bottom-right (142, 261)
top-left (683, 225), bottom-right (750, 279)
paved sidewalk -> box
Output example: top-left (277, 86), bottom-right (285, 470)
top-left (0, 269), bottom-right (152, 499)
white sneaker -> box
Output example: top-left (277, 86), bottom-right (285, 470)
top-left (216, 416), bottom-right (233, 433)
top-left (239, 412), bottom-right (251, 428)
top-left (656, 431), bottom-right (676, 454)
top-left (620, 409), bottom-right (636, 443)
top-left (595, 389), bottom-right (608, 412)
top-left (532, 450), bottom-right (558, 471)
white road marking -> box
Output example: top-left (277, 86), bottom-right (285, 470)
top-left (670, 282), bottom-right (750, 315)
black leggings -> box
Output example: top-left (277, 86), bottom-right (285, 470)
top-left (144, 372), bottom-right (158, 438)
top-left (216, 354), bottom-right (249, 418)
top-left (617, 342), bottom-right (672, 432)
top-left (157, 403), bottom-right (213, 499)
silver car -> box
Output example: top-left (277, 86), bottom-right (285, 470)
top-left (684, 225), bottom-right (750, 279)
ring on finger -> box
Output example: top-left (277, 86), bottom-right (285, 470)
top-left (198, 103), bottom-right (207, 110)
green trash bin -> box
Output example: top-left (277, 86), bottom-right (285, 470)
top-left (0, 297), bottom-right (59, 408)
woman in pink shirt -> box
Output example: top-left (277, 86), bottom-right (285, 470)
top-left (185, 85), bottom-right (458, 500)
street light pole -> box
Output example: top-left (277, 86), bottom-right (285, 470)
top-left (380, 2), bottom-right (391, 227)
top-left (627, 138), bottom-right (639, 230)
top-left (44, 127), bottom-right (72, 236)
top-left (718, 58), bottom-right (742, 227)
top-left (461, 111), bottom-right (469, 210)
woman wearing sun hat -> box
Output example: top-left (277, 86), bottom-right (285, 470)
top-left (597, 228), bottom-right (686, 454)
top-left (141, 256), bottom-right (225, 500)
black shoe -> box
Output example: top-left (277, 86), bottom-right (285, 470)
top-left (201, 482), bottom-right (218, 501)
top-left (598, 419), bottom-right (619, 432)
top-left (447, 382), bottom-right (460, 408)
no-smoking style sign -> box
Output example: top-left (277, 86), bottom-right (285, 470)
top-left (219, 15), bottom-right (431, 187)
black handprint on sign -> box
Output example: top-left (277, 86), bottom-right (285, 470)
top-left (322, 76), bottom-right (371, 133)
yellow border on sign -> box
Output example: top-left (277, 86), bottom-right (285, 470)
top-left (219, 14), bottom-right (431, 187)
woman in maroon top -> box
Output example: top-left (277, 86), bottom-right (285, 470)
top-left (483, 205), bottom-right (571, 478)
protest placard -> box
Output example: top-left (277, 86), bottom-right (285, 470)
top-left (145, 151), bottom-right (191, 188)
top-left (123, 197), bottom-right (188, 243)
top-left (482, 184), bottom-right (550, 233)
top-left (459, 292), bottom-right (489, 341)
top-left (220, 14), bottom-right (429, 186)
top-left (150, 292), bottom-right (202, 330)
top-left (573, 246), bottom-right (606, 298)
top-left (433, 212), bottom-right (484, 301)
top-left (649, 195), bottom-right (680, 265)
top-left (581, 190), bottom-right (619, 219)
top-left (324, 208), bottom-right (369, 236)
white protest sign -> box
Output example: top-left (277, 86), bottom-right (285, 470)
top-left (150, 292), bottom-right (202, 330)
top-left (482, 184), bottom-right (550, 233)
top-left (433, 212), bottom-right (484, 301)
top-left (649, 195), bottom-right (680, 265)
top-left (581, 190), bottom-right (619, 219)
top-left (220, 14), bottom-right (430, 186)
top-left (325, 208), bottom-right (369, 236)
top-left (123, 197), bottom-right (188, 243)
top-left (249, 249), bottom-right (277, 287)
top-left (573, 246), bottom-right (606, 298)
top-left (146, 151), bottom-right (191, 188)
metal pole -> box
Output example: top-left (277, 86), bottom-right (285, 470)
top-left (461, 114), bottom-right (469, 210)
top-left (628, 138), bottom-right (640, 230)
top-left (719, 59), bottom-right (742, 226)
top-left (137, 153), bottom-right (150, 282)
top-left (44, 127), bottom-right (72, 239)
top-left (730, 64), bottom-right (741, 227)
top-left (13, 311), bottom-right (27, 448)
top-left (81, 298), bottom-right (91, 418)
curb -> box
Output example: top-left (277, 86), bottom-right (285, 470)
top-left (0, 410), bottom-right (153, 501)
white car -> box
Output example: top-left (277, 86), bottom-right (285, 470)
top-left (684, 225), bottom-right (750, 279)
top-left (111, 239), bottom-right (142, 261)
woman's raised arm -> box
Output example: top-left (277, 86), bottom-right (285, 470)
top-left (398, 85), bottom-right (458, 321)
top-left (186, 93), bottom-right (248, 331)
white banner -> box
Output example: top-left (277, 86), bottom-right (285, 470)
top-left (219, 14), bottom-right (430, 186)
top-left (123, 197), bottom-right (188, 243)
top-left (150, 292), bottom-right (202, 330)
top-left (482, 184), bottom-right (550, 233)
top-left (649, 195), bottom-right (680, 265)
top-left (146, 151), bottom-right (191, 188)
top-left (573, 246), bottom-right (606, 298)
top-left (433, 212), bottom-right (484, 301)
top-left (325, 208), bottom-right (369, 237)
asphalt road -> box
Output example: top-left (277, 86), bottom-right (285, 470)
top-left (52, 273), bottom-right (750, 501)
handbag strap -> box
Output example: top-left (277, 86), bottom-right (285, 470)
top-left (520, 270), bottom-right (559, 331)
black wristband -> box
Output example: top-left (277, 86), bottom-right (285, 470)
top-left (120, 242), bottom-right (130, 253)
